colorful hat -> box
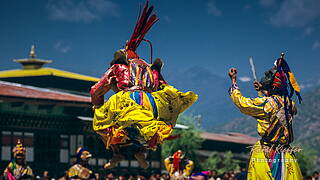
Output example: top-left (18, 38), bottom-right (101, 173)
top-left (274, 53), bottom-right (301, 101)
top-left (76, 147), bottom-right (91, 162)
top-left (260, 53), bottom-right (302, 102)
top-left (273, 53), bottom-right (302, 124)
top-left (12, 139), bottom-right (26, 158)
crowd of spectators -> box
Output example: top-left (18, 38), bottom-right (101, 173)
top-left (2, 169), bottom-right (319, 180)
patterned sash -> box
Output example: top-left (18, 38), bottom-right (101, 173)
top-left (261, 96), bottom-right (294, 145)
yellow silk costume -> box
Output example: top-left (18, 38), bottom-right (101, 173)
top-left (230, 86), bottom-right (302, 180)
top-left (4, 162), bottom-right (33, 180)
top-left (93, 84), bottom-right (198, 150)
top-left (4, 139), bottom-right (33, 180)
top-left (68, 164), bottom-right (94, 180)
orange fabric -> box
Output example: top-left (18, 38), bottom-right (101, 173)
top-left (109, 129), bottom-right (128, 145)
top-left (126, 50), bottom-right (139, 59)
top-left (97, 128), bottom-right (128, 149)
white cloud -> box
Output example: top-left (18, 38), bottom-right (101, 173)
top-left (269, 0), bottom-right (320, 27)
top-left (239, 76), bottom-right (252, 82)
top-left (47, 0), bottom-right (119, 23)
top-left (207, 0), bottom-right (222, 16)
top-left (312, 41), bottom-right (320, 50)
top-left (54, 41), bottom-right (72, 53)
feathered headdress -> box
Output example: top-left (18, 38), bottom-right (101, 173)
top-left (125, 0), bottom-right (159, 63)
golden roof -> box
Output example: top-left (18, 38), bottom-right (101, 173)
top-left (0, 67), bottom-right (99, 82)
top-left (0, 45), bottom-right (99, 82)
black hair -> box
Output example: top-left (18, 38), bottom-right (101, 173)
top-left (260, 68), bottom-right (277, 91)
top-left (110, 51), bottom-right (128, 66)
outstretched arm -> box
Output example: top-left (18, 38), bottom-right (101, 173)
top-left (184, 160), bottom-right (194, 177)
top-left (90, 64), bottom-right (130, 107)
top-left (228, 68), bottom-right (270, 118)
top-left (90, 67), bottom-right (115, 107)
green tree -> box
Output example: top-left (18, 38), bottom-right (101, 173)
top-left (201, 151), bottom-right (240, 174)
top-left (295, 145), bottom-right (317, 176)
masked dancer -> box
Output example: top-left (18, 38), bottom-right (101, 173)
top-left (90, 0), bottom-right (198, 169)
top-left (164, 150), bottom-right (194, 179)
top-left (3, 139), bottom-right (33, 180)
top-left (228, 53), bottom-right (302, 180)
top-left (68, 147), bottom-right (95, 180)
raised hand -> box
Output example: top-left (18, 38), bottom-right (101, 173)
top-left (228, 68), bottom-right (237, 84)
top-left (253, 80), bottom-right (262, 91)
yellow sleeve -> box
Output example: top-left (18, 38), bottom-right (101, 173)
top-left (183, 160), bottom-right (194, 177)
top-left (24, 166), bottom-right (33, 176)
top-left (7, 162), bottom-right (13, 169)
top-left (3, 163), bottom-right (12, 176)
top-left (230, 85), bottom-right (271, 118)
top-left (68, 166), bottom-right (78, 178)
top-left (164, 158), bottom-right (172, 174)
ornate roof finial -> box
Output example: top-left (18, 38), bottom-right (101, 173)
top-left (30, 45), bottom-right (36, 58)
top-left (14, 45), bottom-right (52, 70)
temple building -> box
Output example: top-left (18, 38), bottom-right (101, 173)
top-left (199, 132), bottom-right (257, 167)
top-left (0, 46), bottom-right (162, 177)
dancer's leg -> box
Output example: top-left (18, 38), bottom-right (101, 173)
top-left (134, 147), bottom-right (149, 169)
top-left (104, 144), bottom-right (124, 169)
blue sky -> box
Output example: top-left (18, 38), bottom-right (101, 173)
top-left (1, 0), bottom-right (320, 87)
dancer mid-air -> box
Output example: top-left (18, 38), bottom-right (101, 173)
top-left (90, 0), bottom-right (198, 169)
top-left (228, 53), bottom-right (302, 180)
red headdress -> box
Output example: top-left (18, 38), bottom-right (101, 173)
top-left (125, 0), bottom-right (159, 63)
top-left (272, 71), bottom-right (286, 89)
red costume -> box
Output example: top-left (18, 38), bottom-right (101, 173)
top-left (91, 59), bottom-right (166, 107)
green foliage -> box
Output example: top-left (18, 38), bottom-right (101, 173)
top-left (162, 114), bottom-right (241, 173)
top-left (201, 151), bottom-right (240, 174)
top-left (177, 113), bottom-right (202, 129)
top-left (161, 114), bottom-right (204, 170)
top-left (295, 145), bottom-right (317, 176)
top-left (161, 128), bottom-right (203, 160)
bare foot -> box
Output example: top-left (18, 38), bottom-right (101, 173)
top-left (104, 154), bottom-right (124, 169)
top-left (134, 151), bottom-right (149, 169)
